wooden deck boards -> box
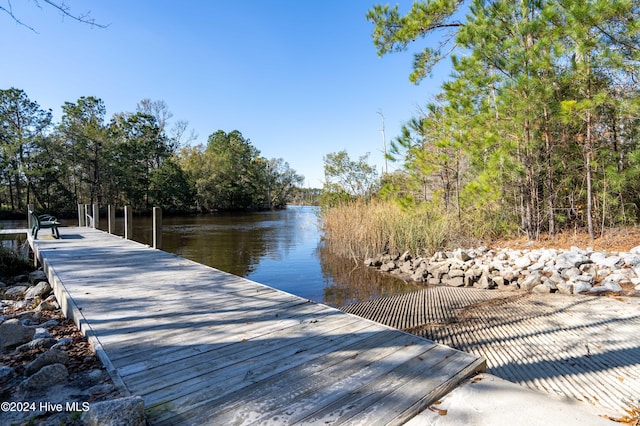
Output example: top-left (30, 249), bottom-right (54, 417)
top-left (29, 227), bottom-right (485, 425)
top-left (0, 228), bottom-right (29, 235)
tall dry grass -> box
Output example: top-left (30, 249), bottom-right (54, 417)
top-left (321, 199), bottom-right (476, 260)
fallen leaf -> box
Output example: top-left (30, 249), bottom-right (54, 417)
top-left (428, 406), bottom-right (448, 416)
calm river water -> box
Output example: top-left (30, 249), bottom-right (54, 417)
top-left (2, 206), bottom-right (420, 307)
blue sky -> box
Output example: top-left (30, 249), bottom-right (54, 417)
top-left (2, 1), bottom-right (450, 187)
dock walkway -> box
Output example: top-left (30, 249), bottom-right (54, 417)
top-left (28, 227), bottom-right (485, 425)
top-left (0, 228), bottom-right (29, 235)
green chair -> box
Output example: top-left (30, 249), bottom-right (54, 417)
top-left (30, 210), bottom-right (60, 239)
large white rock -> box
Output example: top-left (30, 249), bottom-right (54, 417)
top-left (82, 396), bottom-right (145, 426)
top-left (602, 255), bottom-right (624, 268)
top-left (3, 285), bottom-right (29, 297)
top-left (528, 261), bottom-right (546, 271)
top-left (24, 281), bottom-right (52, 300)
top-left (0, 318), bottom-right (35, 352)
top-left (24, 348), bottom-right (69, 376)
top-left (602, 280), bottom-right (623, 293)
top-left (453, 249), bottom-right (471, 262)
top-left (555, 252), bottom-right (590, 269)
top-left (557, 282), bottom-right (574, 295)
top-left (520, 271), bottom-right (542, 291)
top-left (621, 254), bottom-right (640, 267)
top-left (532, 284), bottom-right (552, 293)
top-left (607, 271), bottom-right (633, 284)
top-left (514, 255), bottom-right (532, 269)
top-left (573, 281), bottom-right (593, 294)
top-left (590, 252), bottom-right (607, 265)
top-left (574, 274), bottom-right (595, 285)
top-left (562, 267), bottom-right (581, 280)
top-left (21, 363), bottom-right (68, 390)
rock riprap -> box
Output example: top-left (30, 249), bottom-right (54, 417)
top-left (364, 245), bottom-right (640, 295)
top-left (1, 268), bottom-right (143, 425)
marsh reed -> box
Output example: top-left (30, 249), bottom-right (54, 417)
top-left (321, 199), bottom-right (473, 260)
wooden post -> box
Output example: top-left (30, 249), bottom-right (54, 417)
top-left (108, 205), bottom-right (116, 234)
top-left (84, 204), bottom-right (90, 227)
top-left (92, 204), bottom-right (99, 229)
top-left (78, 204), bottom-right (85, 227)
top-left (27, 204), bottom-right (34, 230)
top-left (124, 206), bottom-right (132, 240)
top-left (28, 203), bottom-right (36, 266)
top-left (153, 207), bottom-right (162, 249)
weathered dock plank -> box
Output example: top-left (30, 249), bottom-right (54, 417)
top-left (0, 228), bottom-right (29, 235)
top-left (123, 316), bottom-right (376, 394)
top-left (29, 227), bottom-right (485, 425)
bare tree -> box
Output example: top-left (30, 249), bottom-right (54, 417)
top-left (136, 99), bottom-right (173, 134)
top-left (1, 0), bottom-right (108, 32)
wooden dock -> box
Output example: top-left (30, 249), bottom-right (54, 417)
top-left (0, 228), bottom-right (29, 235)
top-left (28, 227), bottom-right (485, 425)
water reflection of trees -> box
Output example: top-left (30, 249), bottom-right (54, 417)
top-left (99, 209), bottom-right (316, 280)
top-left (0, 235), bottom-right (29, 258)
top-left (163, 218), bottom-right (276, 277)
top-left (318, 244), bottom-right (421, 307)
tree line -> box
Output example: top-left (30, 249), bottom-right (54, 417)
top-left (359, 0), bottom-right (640, 240)
top-left (0, 88), bottom-right (304, 216)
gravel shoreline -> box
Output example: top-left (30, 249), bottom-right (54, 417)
top-left (0, 269), bottom-right (144, 426)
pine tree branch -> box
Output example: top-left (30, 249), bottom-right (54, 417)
top-left (418, 22), bottom-right (463, 33)
top-left (594, 23), bottom-right (639, 53)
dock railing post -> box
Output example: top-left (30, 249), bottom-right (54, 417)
top-left (27, 203), bottom-right (36, 266)
top-left (153, 207), bottom-right (162, 249)
top-left (78, 204), bottom-right (85, 227)
top-left (124, 206), bottom-right (132, 240)
top-left (27, 204), bottom-right (34, 230)
top-left (92, 204), bottom-right (99, 229)
top-left (108, 205), bottom-right (115, 234)
top-left (84, 204), bottom-right (91, 227)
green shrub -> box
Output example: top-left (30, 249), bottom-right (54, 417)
top-left (0, 246), bottom-right (34, 277)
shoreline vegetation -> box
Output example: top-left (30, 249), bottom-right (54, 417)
top-left (322, 199), bottom-right (490, 261)
top-left (314, 0), bottom-right (640, 265)
top-left (320, 198), bottom-right (640, 264)
top-left (0, 91), bottom-right (318, 218)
